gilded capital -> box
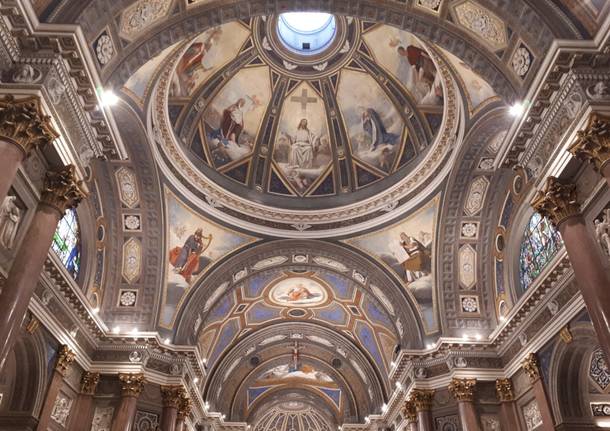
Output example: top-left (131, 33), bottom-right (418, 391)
top-left (0, 95), bottom-right (58, 156)
top-left (410, 389), bottom-right (434, 411)
top-left (41, 165), bottom-right (86, 216)
top-left (55, 345), bottom-right (75, 375)
top-left (495, 378), bottom-right (514, 402)
top-left (448, 378), bottom-right (476, 402)
top-left (569, 114), bottom-right (610, 173)
top-left (118, 373), bottom-right (145, 397)
top-left (81, 371), bottom-right (100, 395)
top-left (161, 385), bottom-right (186, 408)
top-left (531, 177), bottom-right (580, 228)
top-left (178, 393), bottom-right (192, 420)
top-left (522, 353), bottom-right (541, 382)
top-left (402, 399), bottom-right (417, 423)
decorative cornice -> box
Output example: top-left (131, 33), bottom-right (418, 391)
top-left (0, 95), bottom-right (58, 157)
top-left (80, 371), bottom-right (100, 395)
top-left (531, 177), bottom-right (580, 228)
top-left (402, 400), bottom-right (417, 423)
top-left (41, 165), bottom-right (86, 215)
top-left (569, 113), bottom-right (610, 174)
top-left (161, 385), bottom-right (186, 408)
top-left (495, 378), bottom-right (514, 402)
top-left (410, 389), bottom-right (434, 411)
top-left (448, 378), bottom-right (476, 402)
top-left (55, 344), bottom-right (75, 375)
top-left (118, 373), bottom-right (146, 397)
top-left (522, 353), bottom-right (541, 382)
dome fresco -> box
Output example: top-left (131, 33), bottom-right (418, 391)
top-left (166, 16), bottom-right (444, 207)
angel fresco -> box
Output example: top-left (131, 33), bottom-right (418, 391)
top-left (169, 228), bottom-right (213, 283)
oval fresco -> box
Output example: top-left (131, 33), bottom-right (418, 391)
top-left (268, 276), bottom-right (329, 307)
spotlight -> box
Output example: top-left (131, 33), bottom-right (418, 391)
top-left (193, 377), bottom-right (199, 384)
top-left (99, 89), bottom-right (119, 107)
top-left (164, 338), bottom-right (171, 344)
top-left (92, 307), bottom-right (100, 314)
top-left (509, 102), bottom-right (525, 117)
top-left (112, 326), bottom-right (121, 334)
top-left (475, 333), bottom-right (482, 341)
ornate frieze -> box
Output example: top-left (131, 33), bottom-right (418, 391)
top-left (531, 177), bottom-right (580, 228)
top-left (81, 371), bottom-right (101, 395)
top-left (521, 353), bottom-right (541, 382)
top-left (452, 1), bottom-right (508, 51)
top-left (569, 113), bottom-right (610, 173)
top-left (119, 0), bottom-right (173, 41)
top-left (41, 165), bottom-right (86, 216)
top-left (590, 347), bottom-right (610, 391)
top-left (0, 95), bottom-right (58, 156)
top-left (448, 378), bottom-right (476, 402)
top-left (55, 345), bottom-right (76, 375)
top-left (495, 378), bottom-right (514, 402)
top-left (118, 373), bottom-right (146, 397)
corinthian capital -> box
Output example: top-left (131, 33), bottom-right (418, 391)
top-left (531, 177), bottom-right (580, 228)
top-left (178, 393), bottom-right (192, 420)
top-left (410, 389), bottom-right (434, 411)
top-left (402, 399), bottom-right (417, 423)
top-left (55, 345), bottom-right (75, 375)
top-left (118, 373), bottom-right (145, 397)
top-left (448, 378), bottom-right (476, 402)
top-left (41, 165), bottom-right (86, 215)
top-left (569, 114), bottom-right (610, 173)
top-left (161, 385), bottom-right (186, 408)
top-left (495, 378), bottom-right (514, 402)
top-left (81, 371), bottom-right (100, 395)
top-left (522, 353), bottom-right (541, 383)
top-left (0, 95), bottom-right (58, 156)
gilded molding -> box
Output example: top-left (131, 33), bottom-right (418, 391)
top-left (0, 95), bottom-right (58, 157)
top-left (410, 389), bottom-right (434, 411)
top-left (402, 399), bottom-right (417, 423)
top-left (118, 373), bottom-right (145, 397)
top-left (81, 371), bottom-right (100, 395)
top-left (55, 345), bottom-right (75, 375)
top-left (495, 378), bottom-right (514, 402)
top-left (522, 353), bottom-right (541, 382)
top-left (448, 378), bottom-right (476, 402)
top-left (41, 165), bottom-right (86, 216)
top-left (161, 385), bottom-right (186, 408)
top-left (569, 114), bottom-right (610, 174)
top-left (531, 176), bottom-right (580, 228)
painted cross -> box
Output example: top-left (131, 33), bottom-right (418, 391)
top-left (290, 88), bottom-right (317, 113)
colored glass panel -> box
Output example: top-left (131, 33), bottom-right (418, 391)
top-left (51, 208), bottom-right (81, 279)
top-left (519, 212), bottom-right (562, 290)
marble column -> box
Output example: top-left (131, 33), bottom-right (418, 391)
top-left (0, 95), bottom-right (58, 203)
top-left (495, 378), bottom-right (520, 429)
top-left (521, 353), bottom-right (555, 431)
top-left (36, 345), bottom-right (76, 431)
top-left (448, 378), bottom-right (480, 431)
top-left (569, 113), bottom-right (610, 187)
top-left (402, 399), bottom-right (418, 431)
top-left (0, 165), bottom-right (84, 370)
top-left (160, 385), bottom-right (184, 431)
top-left (532, 176), bottom-right (610, 361)
top-left (68, 371), bottom-right (100, 431)
top-left (110, 373), bottom-right (146, 431)
top-left (175, 393), bottom-right (192, 431)
top-left (410, 389), bottom-right (434, 431)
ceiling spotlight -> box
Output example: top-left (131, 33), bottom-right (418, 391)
top-left (509, 102), bottom-right (525, 117)
top-left (193, 377), bottom-right (199, 384)
top-left (381, 403), bottom-right (388, 413)
top-left (131, 327), bottom-right (139, 335)
top-left (92, 307), bottom-right (100, 314)
top-left (99, 89), bottom-right (119, 107)
top-left (112, 326), bottom-right (121, 334)
top-left (395, 381), bottom-right (402, 390)
top-left (475, 333), bottom-right (482, 341)
top-left (164, 338), bottom-right (171, 344)
top-left (499, 315), bottom-right (507, 322)
top-left (426, 343), bottom-right (434, 350)
top-left (390, 361), bottom-right (396, 368)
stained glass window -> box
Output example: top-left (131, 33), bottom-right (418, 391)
top-left (51, 208), bottom-right (81, 278)
top-left (519, 212), bottom-right (563, 290)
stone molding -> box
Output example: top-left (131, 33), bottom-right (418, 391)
top-left (531, 176), bottom-right (580, 228)
top-left (0, 95), bottom-right (58, 157)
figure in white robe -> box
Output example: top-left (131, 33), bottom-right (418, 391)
top-left (287, 119), bottom-right (318, 169)
top-left (0, 196), bottom-right (20, 250)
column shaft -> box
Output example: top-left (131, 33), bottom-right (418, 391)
top-left (68, 371), bottom-right (100, 431)
top-left (175, 417), bottom-right (185, 431)
top-left (0, 140), bottom-right (24, 204)
top-left (36, 368), bottom-right (65, 431)
top-left (110, 396), bottom-right (138, 431)
top-left (531, 379), bottom-right (555, 431)
top-left (457, 402), bottom-right (481, 431)
top-left (498, 402), bottom-right (520, 428)
top-left (416, 410), bottom-right (432, 431)
top-left (161, 406), bottom-right (178, 431)
top-left (558, 218), bottom-right (610, 360)
top-left (407, 421), bottom-right (418, 431)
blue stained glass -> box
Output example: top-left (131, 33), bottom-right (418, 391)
top-left (51, 208), bottom-right (81, 279)
top-left (518, 212), bottom-right (562, 290)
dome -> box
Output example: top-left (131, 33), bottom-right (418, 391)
top-left (253, 402), bottom-right (334, 431)
top-left (162, 15), bottom-right (450, 229)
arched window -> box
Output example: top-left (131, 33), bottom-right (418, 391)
top-left (51, 208), bottom-right (81, 278)
top-left (519, 212), bottom-right (563, 290)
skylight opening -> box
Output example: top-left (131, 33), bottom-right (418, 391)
top-left (277, 12), bottom-right (337, 55)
